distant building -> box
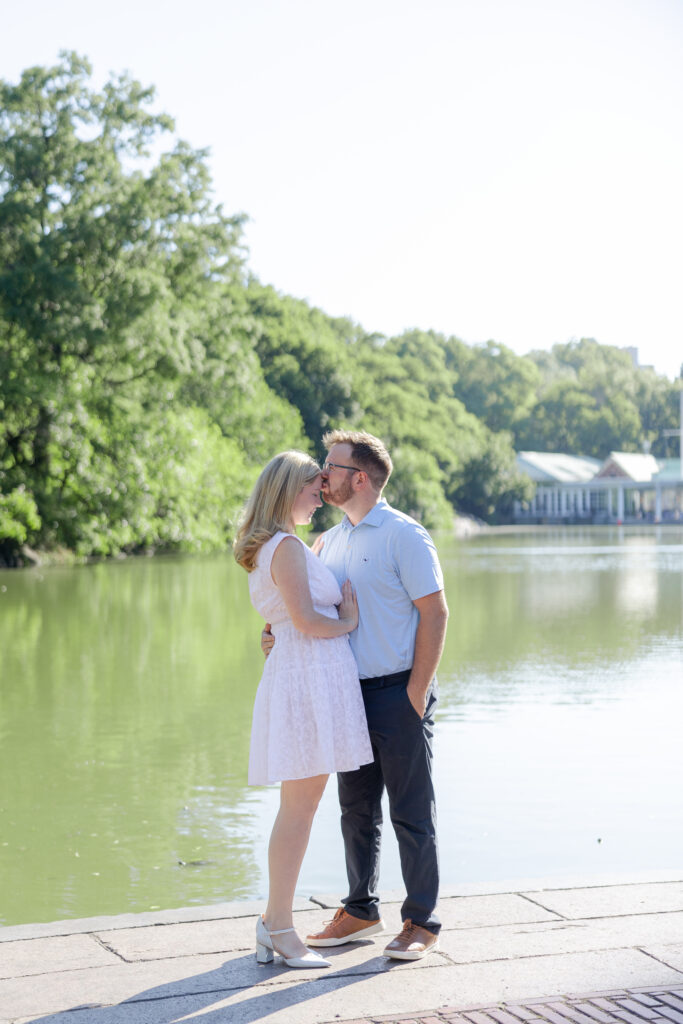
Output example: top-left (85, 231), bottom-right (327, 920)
top-left (514, 451), bottom-right (683, 524)
top-left (594, 452), bottom-right (659, 481)
top-left (619, 346), bottom-right (655, 373)
top-left (516, 452), bottom-right (601, 484)
top-left (621, 346), bottom-right (639, 367)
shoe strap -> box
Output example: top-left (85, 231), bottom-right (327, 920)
top-left (269, 926), bottom-right (296, 935)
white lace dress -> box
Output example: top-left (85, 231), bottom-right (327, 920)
top-left (247, 531), bottom-right (373, 785)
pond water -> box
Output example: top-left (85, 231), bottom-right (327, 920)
top-left (1, 526), bottom-right (682, 926)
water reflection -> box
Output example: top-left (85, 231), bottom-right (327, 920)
top-left (444, 532), bottom-right (682, 675)
top-left (1, 527), bottom-right (682, 925)
top-left (0, 555), bottom-right (267, 924)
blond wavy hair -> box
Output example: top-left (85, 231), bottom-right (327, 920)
top-left (233, 451), bottom-right (320, 572)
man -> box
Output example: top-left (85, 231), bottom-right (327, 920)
top-left (265, 430), bottom-right (448, 960)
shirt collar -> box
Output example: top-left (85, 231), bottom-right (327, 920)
top-left (341, 499), bottom-right (389, 531)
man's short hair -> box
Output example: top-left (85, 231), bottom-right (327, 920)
top-left (322, 430), bottom-right (393, 492)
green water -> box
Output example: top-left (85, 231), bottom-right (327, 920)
top-left (1, 527), bottom-right (682, 926)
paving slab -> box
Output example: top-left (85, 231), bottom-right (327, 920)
top-left (438, 912), bottom-right (683, 964)
top-left (640, 946), bottom-right (683, 973)
top-left (3, 876), bottom-right (683, 1024)
top-left (0, 951), bottom-right (228, 1020)
top-left (5, 948), bottom-right (681, 1024)
top-left (521, 884), bottom-right (683, 921)
top-left (311, 893), bottom-right (561, 933)
top-left (0, 936), bottom-right (443, 1019)
top-left (0, 933), bottom-right (119, 980)
top-left (13, 949), bottom-right (680, 1024)
top-left (93, 906), bottom-right (404, 962)
top-left (439, 895), bottom-right (561, 930)
top-left (95, 916), bottom-right (262, 961)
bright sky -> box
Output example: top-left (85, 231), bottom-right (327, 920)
top-left (3, 0), bottom-right (683, 379)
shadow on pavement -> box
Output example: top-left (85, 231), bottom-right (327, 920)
top-left (24, 948), bottom-right (403, 1023)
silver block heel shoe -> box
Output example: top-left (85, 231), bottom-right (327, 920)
top-left (255, 916), bottom-right (331, 968)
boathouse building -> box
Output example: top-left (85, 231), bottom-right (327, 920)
top-left (513, 451), bottom-right (683, 524)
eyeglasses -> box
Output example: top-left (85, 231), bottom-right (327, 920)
top-left (322, 461), bottom-right (361, 474)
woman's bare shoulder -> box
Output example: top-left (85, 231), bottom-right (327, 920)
top-left (270, 533), bottom-right (308, 581)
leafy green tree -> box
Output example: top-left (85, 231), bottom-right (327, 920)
top-left (452, 429), bottom-right (534, 521)
top-left (175, 284), bottom-right (305, 463)
top-left (0, 53), bottom-right (301, 558)
top-left (384, 445), bottom-right (453, 529)
top-left (635, 370), bottom-right (681, 458)
top-left (448, 339), bottom-right (541, 434)
top-left (4, 57), bottom-right (679, 558)
top-left (247, 283), bottom-right (359, 449)
top-left (518, 339), bottom-right (644, 457)
top-left (0, 487), bottom-right (40, 564)
top-left (344, 329), bottom-right (531, 525)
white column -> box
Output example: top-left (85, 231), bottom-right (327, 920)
top-left (655, 486), bottom-right (662, 523)
top-left (617, 487), bottom-right (625, 522)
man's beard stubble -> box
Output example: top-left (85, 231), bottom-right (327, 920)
top-left (321, 476), bottom-right (354, 507)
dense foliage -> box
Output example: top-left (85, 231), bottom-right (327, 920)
top-left (0, 54), bottom-right (303, 563)
top-left (1, 55), bottom-right (680, 562)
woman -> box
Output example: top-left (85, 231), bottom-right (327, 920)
top-left (233, 450), bottom-right (373, 968)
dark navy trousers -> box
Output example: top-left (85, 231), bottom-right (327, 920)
top-left (337, 669), bottom-right (440, 935)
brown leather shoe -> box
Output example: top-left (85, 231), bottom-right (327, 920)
top-left (383, 919), bottom-right (439, 960)
top-left (306, 907), bottom-right (386, 947)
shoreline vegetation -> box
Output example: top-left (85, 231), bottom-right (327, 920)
top-left (3, 515), bottom-right (486, 569)
top-left (7, 518), bottom-right (683, 572)
top-left (1, 54), bottom-right (681, 569)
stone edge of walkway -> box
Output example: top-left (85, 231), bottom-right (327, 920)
top-left (1, 867), bottom-right (681, 943)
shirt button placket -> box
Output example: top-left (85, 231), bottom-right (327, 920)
top-left (344, 531), bottom-right (353, 579)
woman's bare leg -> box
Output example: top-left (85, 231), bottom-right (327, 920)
top-left (264, 773), bottom-right (328, 958)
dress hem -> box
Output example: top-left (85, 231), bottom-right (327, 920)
top-left (248, 756), bottom-right (374, 787)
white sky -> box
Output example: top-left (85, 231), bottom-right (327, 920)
top-left (3, 0), bottom-right (683, 378)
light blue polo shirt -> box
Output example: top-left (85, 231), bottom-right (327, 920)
top-left (319, 500), bottom-right (444, 679)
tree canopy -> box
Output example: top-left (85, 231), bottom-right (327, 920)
top-left (1, 55), bottom-right (679, 563)
top-left (0, 53), bottom-right (302, 561)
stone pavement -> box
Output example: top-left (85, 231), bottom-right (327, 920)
top-left (344, 987), bottom-right (683, 1024)
top-left (1, 873), bottom-right (683, 1024)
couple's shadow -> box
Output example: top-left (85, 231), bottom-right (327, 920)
top-left (27, 941), bottom-right (403, 1023)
